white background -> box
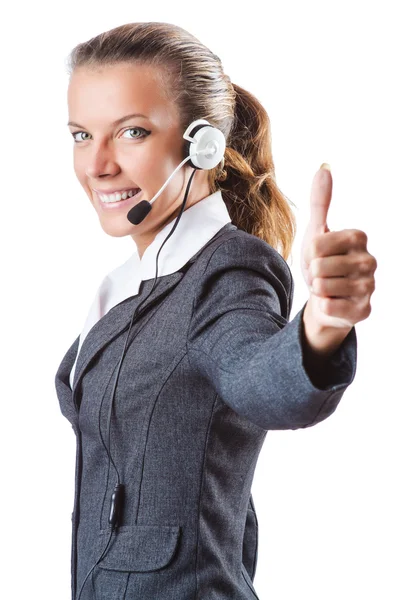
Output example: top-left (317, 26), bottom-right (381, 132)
top-left (1, 1), bottom-right (395, 598)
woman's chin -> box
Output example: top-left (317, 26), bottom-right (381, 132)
top-left (98, 216), bottom-right (137, 237)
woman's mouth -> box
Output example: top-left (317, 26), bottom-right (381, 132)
top-left (95, 189), bottom-right (143, 210)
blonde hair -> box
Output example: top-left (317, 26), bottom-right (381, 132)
top-left (66, 22), bottom-right (297, 261)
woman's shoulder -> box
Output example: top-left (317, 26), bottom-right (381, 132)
top-left (192, 226), bottom-right (294, 321)
top-left (207, 226), bottom-right (292, 282)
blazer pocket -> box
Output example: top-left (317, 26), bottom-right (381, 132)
top-left (96, 524), bottom-right (181, 572)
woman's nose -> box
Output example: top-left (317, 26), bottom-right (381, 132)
top-left (84, 142), bottom-right (121, 179)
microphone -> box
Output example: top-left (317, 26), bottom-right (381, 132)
top-left (126, 148), bottom-right (216, 225)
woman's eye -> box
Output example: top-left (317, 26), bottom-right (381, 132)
top-left (122, 127), bottom-right (148, 139)
top-left (71, 127), bottom-right (148, 143)
top-left (72, 131), bottom-right (91, 143)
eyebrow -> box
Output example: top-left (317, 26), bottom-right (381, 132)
top-left (67, 113), bottom-right (149, 128)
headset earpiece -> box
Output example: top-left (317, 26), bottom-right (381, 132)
top-left (182, 119), bottom-right (226, 171)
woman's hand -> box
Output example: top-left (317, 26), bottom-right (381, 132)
top-left (300, 164), bottom-right (377, 333)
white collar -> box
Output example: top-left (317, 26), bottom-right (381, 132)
top-left (139, 189), bottom-right (231, 280)
top-left (70, 189), bottom-right (231, 388)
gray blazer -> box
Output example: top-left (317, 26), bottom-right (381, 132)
top-left (55, 222), bottom-right (357, 600)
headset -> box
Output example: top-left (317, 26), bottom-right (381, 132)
top-left (76, 119), bottom-right (226, 599)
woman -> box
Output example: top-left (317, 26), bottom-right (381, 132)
top-left (55, 21), bottom-right (376, 600)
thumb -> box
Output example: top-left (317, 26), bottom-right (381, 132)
top-left (309, 163), bottom-right (333, 234)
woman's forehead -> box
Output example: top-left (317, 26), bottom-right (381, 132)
top-left (67, 64), bottom-right (178, 129)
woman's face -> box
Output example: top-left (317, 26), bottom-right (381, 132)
top-left (67, 62), bottom-right (210, 257)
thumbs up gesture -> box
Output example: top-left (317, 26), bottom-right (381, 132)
top-left (300, 164), bottom-right (377, 335)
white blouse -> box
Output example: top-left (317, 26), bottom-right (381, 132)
top-left (70, 190), bottom-right (232, 389)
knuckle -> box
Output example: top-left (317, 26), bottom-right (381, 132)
top-left (351, 230), bottom-right (367, 245)
top-left (359, 257), bottom-right (372, 273)
top-left (355, 280), bottom-right (367, 295)
top-left (358, 298), bottom-right (372, 318)
top-left (364, 303), bottom-right (372, 318)
top-left (361, 231), bottom-right (368, 245)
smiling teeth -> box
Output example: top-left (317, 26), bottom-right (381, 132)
top-left (99, 189), bottom-right (140, 203)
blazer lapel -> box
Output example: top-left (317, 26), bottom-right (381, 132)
top-left (55, 334), bottom-right (80, 427)
top-left (71, 270), bottom-right (186, 403)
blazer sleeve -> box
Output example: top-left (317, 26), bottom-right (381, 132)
top-left (186, 234), bottom-right (357, 431)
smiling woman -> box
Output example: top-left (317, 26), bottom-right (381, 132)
top-left (66, 61), bottom-right (199, 253)
top-left (55, 20), bottom-right (359, 600)
top-left (65, 22), bottom-right (296, 260)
